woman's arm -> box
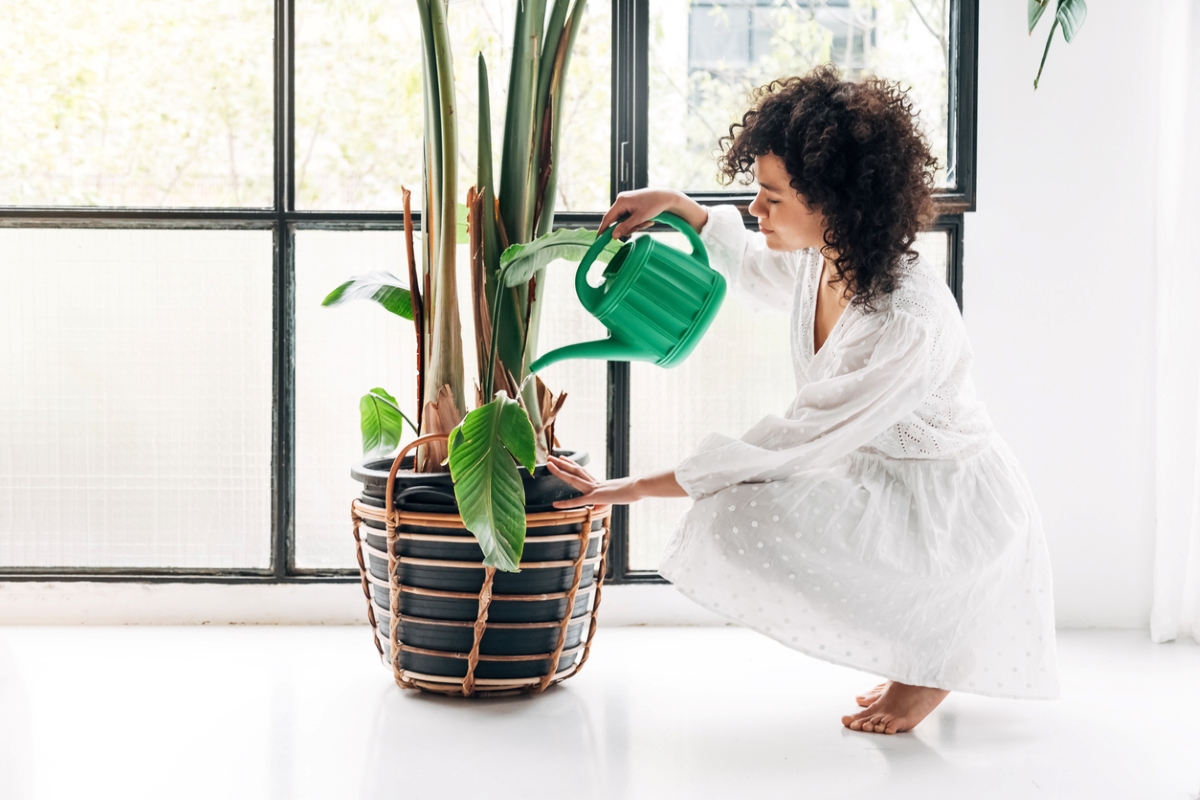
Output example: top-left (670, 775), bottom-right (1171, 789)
top-left (547, 456), bottom-right (687, 510)
top-left (598, 189), bottom-right (709, 240)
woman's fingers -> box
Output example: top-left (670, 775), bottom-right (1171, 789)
top-left (548, 454), bottom-right (593, 478)
top-left (547, 459), bottom-right (596, 492)
top-left (600, 189), bottom-right (676, 241)
top-left (612, 214), bottom-right (649, 241)
top-left (548, 455), bottom-right (594, 482)
top-left (597, 203), bottom-right (623, 235)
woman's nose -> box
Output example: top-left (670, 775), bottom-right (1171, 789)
top-left (748, 193), bottom-right (765, 218)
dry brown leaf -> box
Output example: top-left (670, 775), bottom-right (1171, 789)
top-left (467, 186), bottom-right (493, 387)
top-left (402, 186), bottom-right (424, 430)
top-left (416, 384), bottom-right (463, 473)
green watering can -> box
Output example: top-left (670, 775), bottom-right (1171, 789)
top-left (528, 212), bottom-right (727, 373)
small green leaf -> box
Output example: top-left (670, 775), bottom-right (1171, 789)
top-left (498, 227), bottom-right (622, 287)
top-left (322, 272), bottom-right (414, 320)
top-left (359, 388), bottom-right (419, 456)
top-left (1028, 0), bottom-right (1049, 33)
top-left (1056, 0), bottom-right (1087, 42)
top-left (447, 392), bottom-right (538, 572)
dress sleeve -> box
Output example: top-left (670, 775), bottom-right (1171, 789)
top-left (698, 204), bottom-right (803, 314)
top-left (673, 308), bottom-right (933, 500)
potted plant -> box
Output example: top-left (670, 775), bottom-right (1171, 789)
top-left (325, 0), bottom-right (617, 697)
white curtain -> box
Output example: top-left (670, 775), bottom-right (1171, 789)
top-left (1152, 0), bottom-right (1200, 643)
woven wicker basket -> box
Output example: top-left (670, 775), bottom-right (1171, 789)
top-left (351, 433), bottom-right (611, 698)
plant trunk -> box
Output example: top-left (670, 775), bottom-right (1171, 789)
top-left (416, 0), bottom-right (466, 471)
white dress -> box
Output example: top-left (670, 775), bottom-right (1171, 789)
top-left (660, 205), bottom-right (1060, 699)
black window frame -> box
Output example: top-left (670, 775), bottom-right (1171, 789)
top-left (0, 0), bottom-right (977, 585)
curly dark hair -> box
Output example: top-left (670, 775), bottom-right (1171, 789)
top-left (717, 64), bottom-right (938, 313)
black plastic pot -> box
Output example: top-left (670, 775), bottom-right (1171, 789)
top-left (353, 449), bottom-right (601, 682)
top-left (351, 448), bottom-right (591, 512)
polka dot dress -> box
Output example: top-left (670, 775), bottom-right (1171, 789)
top-left (659, 205), bottom-right (1060, 700)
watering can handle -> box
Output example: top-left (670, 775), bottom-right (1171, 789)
top-left (574, 211), bottom-right (708, 313)
top-left (655, 211), bottom-right (709, 267)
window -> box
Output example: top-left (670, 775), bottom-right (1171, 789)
top-left (0, 0), bottom-right (975, 583)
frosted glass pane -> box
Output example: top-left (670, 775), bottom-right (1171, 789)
top-left (648, 0), bottom-right (952, 193)
top-left (294, 230), bottom-right (415, 569)
top-left (528, 253), bottom-right (610, 483)
top-left (0, 0), bottom-right (273, 207)
top-left (916, 228), bottom-right (950, 283)
top-left (295, 231), bottom-right (607, 569)
top-left (295, 0), bottom-right (610, 212)
top-left (0, 229), bottom-right (273, 569)
top-left (627, 228), bottom-right (953, 571)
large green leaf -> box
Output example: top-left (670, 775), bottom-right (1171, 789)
top-left (1056, 0), bottom-right (1087, 42)
top-left (447, 392), bottom-right (537, 572)
top-left (1028, 0), bottom-right (1049, 33)
top-left (499, 0), bottom-right (545, 244)
top-left (321, 271), bottom-right (413, 320)
top-left (534, 0), bottom-right (588, 238)
top-left (498, 227), bottom-right (621, 287)
top-left (359, 387), bottom-right (419, 456)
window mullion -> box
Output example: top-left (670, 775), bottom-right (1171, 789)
top-left (272, 0), bottom-right (297, 578)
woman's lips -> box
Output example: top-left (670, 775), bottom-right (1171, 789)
top-left (761, 227), bottom-right (774, 234)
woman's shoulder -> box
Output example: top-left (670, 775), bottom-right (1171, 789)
top-left (886, 254), bottom-right (960, 328)
top-left (842, 258), bottom-right (958, 343)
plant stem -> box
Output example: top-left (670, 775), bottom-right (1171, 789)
top-left (1034, 15), bottom-right (1060, 89)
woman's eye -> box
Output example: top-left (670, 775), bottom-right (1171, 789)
top-left (766, 199), bottom-right (779, 205)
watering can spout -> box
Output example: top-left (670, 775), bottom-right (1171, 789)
top-left (529, 337), bottom-right (643, 374)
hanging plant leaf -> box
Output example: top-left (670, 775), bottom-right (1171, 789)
top-left (1028, 0), bottom-right (1049, 33)
top-left (360, 387), bottom-right (420, 457)
top-left (498, 227), bottom-right (622, 287)
top-left (322, 271), bottom-right (414, 320)
top-left (1056, 0), bottom-right (1087, 42)
top-left (447, 391), bottom-right (537, 572)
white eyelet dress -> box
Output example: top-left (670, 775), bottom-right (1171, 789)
top-left (659, 205), bottom-right (1060, 699)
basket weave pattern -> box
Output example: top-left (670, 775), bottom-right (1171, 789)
top-left (350, 434), bottom-right (611, 698)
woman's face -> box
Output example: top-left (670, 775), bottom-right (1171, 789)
top-left (747, 153), bottom-right (827, 252)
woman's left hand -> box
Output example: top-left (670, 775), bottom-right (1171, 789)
top-left (547, 455), bottom-right (643, 510)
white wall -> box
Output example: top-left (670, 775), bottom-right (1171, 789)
top-left (965, 2), bottom-right (1161, 627)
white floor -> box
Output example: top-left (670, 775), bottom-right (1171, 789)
top-left (0, 626), bottom-right (1196, 800)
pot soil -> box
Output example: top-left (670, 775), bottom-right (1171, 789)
top-left (350, 433), bottom-right (611, 697)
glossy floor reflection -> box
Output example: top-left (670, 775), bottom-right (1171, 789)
top-left (0, 626), bottom-right (1196, 799)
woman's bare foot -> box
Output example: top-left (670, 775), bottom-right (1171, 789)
top-left (841, 681), bottom-right (950, 734)
top-left (855, 681), bottom-right (890, 708)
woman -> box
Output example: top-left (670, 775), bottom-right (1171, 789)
top-left (546, 65), bottom-right (1059, 735)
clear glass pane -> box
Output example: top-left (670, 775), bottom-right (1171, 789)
top-left (296, 0), bottom-right (610, 212)
top-left (0, 229), bottom-right (273, 569)
top-left (295, 230), bottom-right (607, 569)
top-left (647, 0), bottom-right (951, 194)
top-left (0, 1), bottom-right (273, 207)
top-left (627, 226), bottom-right (953, 571)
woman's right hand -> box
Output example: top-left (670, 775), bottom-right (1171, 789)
top-left (598, 188), bottom-right (709, 241)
